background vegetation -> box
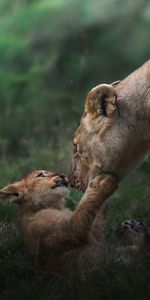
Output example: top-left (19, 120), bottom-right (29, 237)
top-left (0, 0), bottom-right (150, 299)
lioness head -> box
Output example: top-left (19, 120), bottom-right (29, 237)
top-left (69, 61), bottom-right (150, 191)
top-left (0, 170), bottom-right (69, 211)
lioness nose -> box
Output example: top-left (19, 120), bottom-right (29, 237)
top-left (62, 175), bottom-right (69, 186)
top-left (60, 174), bottom-right (65, 179)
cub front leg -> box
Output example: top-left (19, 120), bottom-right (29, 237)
top-left (69, 174), bottom-right (118, 243)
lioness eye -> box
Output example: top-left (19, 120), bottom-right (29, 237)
top-left (72, 141), bottom-right (81, 159)
top-left (37, 172), bottom-right (48, 178)
top-left (74, 152), bottom-right (80, 159)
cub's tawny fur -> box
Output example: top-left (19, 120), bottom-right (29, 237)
top-left (69, 61), bottom-right (150, 192)
top-left (0, 170), bottom-right (117, 273)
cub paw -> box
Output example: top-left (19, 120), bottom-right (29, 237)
top-left (121, 219), bottom-right (145, 234)
top-left (89, 173), bottom-right (118, 194)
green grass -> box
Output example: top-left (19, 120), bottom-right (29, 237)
top-left (0, 159), bottom-right (150, 299)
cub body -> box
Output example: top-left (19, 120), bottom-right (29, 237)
top-left (0, 171), bottom-right (117, 273)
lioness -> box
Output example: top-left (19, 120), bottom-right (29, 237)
top-left (0, 170), bottom-right (117, 273)
top-left (69, 61), bottom-right (150, 192)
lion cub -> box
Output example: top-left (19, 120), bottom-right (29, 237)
top-left (0, 170), bottom-right (117, 273)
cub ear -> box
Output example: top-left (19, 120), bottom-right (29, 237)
top-left (0, 184), bottom-right (23, 204)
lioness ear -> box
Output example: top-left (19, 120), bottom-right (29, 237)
top-left (100, 93), bottom-right (119, 118)
top-left (85, 84), bottom-right (119, 118)
top-left (105, 95), bottom-right (118, 118)
top-left (0, 184), bottom-right (23, 204)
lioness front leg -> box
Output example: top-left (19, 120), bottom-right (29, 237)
top-left (69, 174), bottom-right (118, 243)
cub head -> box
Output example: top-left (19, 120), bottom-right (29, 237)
top-left (0, 170), bottom-right (69, 212)
top-left (69, 61), bottom-right (150, 191)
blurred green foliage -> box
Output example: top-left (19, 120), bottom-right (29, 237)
top-left (0, 0), bottom-right (150, 298)
top-left (0, 0), bottom-right (149, 183)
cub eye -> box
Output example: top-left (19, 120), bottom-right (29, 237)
top-left (36, 172), bottom-right (48, 178)
top-left (138, 220), bottom-right (144, 226)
